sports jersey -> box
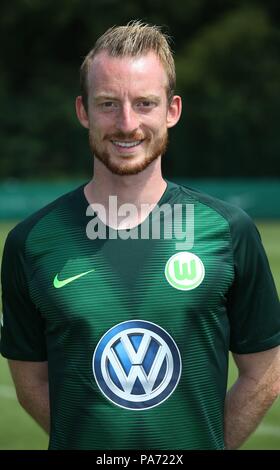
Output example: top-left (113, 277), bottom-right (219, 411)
top-left (1, 180), bottom-right (279, 449)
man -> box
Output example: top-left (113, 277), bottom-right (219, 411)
top-left (1, 21), bottom-right (280, 450)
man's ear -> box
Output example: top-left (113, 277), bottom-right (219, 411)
top-left (166, 95), bottom-right (182, 129)
top-left (76, 96), bottom-right (89, 129)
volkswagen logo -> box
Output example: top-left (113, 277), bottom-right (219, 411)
top-left (92, 320), bottom-right (182, 410)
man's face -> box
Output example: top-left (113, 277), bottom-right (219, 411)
top-left (83, 51), bottom-right (180, 175)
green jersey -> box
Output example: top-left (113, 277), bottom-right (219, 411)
top-left (1, 181), bottom-right (279, 449)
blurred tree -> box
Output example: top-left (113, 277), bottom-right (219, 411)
top-left (0, 0), bottom-right (279, 178)
top-left (172, 6), bottom-right (280, 177)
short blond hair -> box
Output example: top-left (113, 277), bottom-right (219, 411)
top-left (80, 20), bottom-right (176, 110)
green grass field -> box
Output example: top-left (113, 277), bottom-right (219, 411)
top-left (0, 220), bottom-right (279, 450)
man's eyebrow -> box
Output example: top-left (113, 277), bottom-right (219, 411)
top-left (92, 94), bottom-right (161, 103)
top-left (137, 95), bottom-right (161, 103)
top-left (93, 94), bottom-right (117, 102)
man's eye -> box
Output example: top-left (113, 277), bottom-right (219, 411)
top-left (99, 101), bottom-right (118, 110)
top-left (102, 102), bottom-right (114, 108)
top-left (136, 101), bottom-right (157, 110)
top-left (140, 101), bottom-right (153, 107)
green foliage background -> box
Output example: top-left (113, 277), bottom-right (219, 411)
top-left (0, 0), bottom-right (279, 179)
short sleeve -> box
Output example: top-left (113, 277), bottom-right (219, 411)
top-left (227, 210), bottom-right (280, 354)
top-left (0, 228), bottom-right (47, 361)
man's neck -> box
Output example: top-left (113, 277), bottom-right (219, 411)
top-left (84, 158), bottom-right (167, 229)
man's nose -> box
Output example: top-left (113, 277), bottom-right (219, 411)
top-left (116, 104), bottom-right (139, 134)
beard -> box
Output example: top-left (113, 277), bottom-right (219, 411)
top-left (89, 129), bottom-right (168, 176)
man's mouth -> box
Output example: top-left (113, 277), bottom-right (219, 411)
top-left (110, 140), bottom-right (144, 149)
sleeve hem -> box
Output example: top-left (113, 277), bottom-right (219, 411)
top-left (0, 351), bottom-right (47, 361)
top-left (230, 333), bottom-right (280, 354)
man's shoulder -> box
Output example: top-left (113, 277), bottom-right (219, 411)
top-left (173, 181), bottom-right (252, 227)
top-left (5, 184), bottom-right (85, 251)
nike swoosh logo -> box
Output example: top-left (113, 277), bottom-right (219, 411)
top-left (53, 269), bottom-right (95, 289)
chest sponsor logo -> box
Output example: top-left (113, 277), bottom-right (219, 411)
top-left (165, 252), bottom-right (205, 291)
top-left (92, 320), bottom-right (182, 410)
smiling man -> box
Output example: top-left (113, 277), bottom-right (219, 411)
top-left (76, 26), bottom-right (181, 229)
top-left (81, 51), bottom-right (174, 176)
top-left (1, 21), bottom-right (280, 451)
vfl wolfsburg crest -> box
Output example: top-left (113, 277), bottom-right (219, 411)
top-left (93, 320), bottom-right (182, 410)
top-left (165, 252), bottom-right (205, 291)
